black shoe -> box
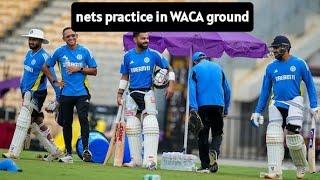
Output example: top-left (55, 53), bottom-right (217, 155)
top-left (82, 149), bottom-right (92, 162)
top-left (209, 150), bottom-right (218, 173)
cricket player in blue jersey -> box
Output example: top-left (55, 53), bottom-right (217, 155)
top-left (189, 52), bottom-right (231, 173)
top-left (117, 32), bottom-right (175, 169)
top-left (2, 29), bottom-right (62, 161)
top-left (43, 27), bottom-right (97, 163)
top-left (251, 35), bottom-right (319, 179)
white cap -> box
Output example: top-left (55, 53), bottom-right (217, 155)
top-left (21, 29), bottom-right (49, 44)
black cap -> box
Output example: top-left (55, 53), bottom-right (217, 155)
top-left (270, 35), bottom-right (291, 48)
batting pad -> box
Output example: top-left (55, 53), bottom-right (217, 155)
top-left (9, 106), bottom-right (32, 157)
top-left (286, 134), bottom-right (308, 168)
top-left (126, 116), bottom-right (142, 166)
top-left (266, 122), bottom-right (284, 174)
top-left (142, 115), bottom-right (159, 168)
top-left (31, 122), bottom-right (59, 155)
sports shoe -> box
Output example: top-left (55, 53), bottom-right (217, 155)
top-left (296, 166), bottom-right (306, 179)
top-left (82, 149), bottom-right (92, 162)
top-left (2, 152), bottom-right (18, 159)
top-left (209, 150), bottom-right (218, 173)
top-left (43, 149), bottom-right (63, 161)
top-left (147, 161), bottom-right (157, 170)
top-left (58, 154), bottom-right (73, 163)
top-left (261, 172), bottom-right (283, 180)
top-left (196, 167), bottom-right (210, 173)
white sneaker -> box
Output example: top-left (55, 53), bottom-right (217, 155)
top-left (147, 161), bottom-right (157, 170)
top-left (2, 152), bottom-right (18, 159)
top-left (43, 149), bottom-right (63, 162)
top-left (58, 154), bottom-right (73, 163)
top-left (296, 167), bottom-right (306, 179)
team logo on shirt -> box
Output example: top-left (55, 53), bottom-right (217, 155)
top-left (290, 66), bottom-right (296, 72)
top-left (76, 54), bottom-right (83, 60)
top-left (31, 59), bottom-right (36, 65)
top-left (144, 57), bottom-right (150, 63)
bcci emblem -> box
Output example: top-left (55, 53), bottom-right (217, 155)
top-left (31, 59), bottom-right (36, 65)
top-left (290, 66), bottom-right (296, 72)
top-left (76, 54), bottom-right (83, 60)
top-left (144, 57), bottom-right (150, 63)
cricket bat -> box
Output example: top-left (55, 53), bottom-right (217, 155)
top-left (308, 113), bottom-right (317, 173)
top-left (113, 102), bottom-right (126, 167)
top-left (103, 104), bottom-right (123, 165)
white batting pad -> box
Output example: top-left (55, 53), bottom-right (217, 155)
top-left (126, 116), bottom-right (142, 166)
top-left (31, 122), bottom-right (59, 155)
top-left (287, 96), bottom-right (304, 127)
top-left (286, 134), bottom-right (308, 168)
top-left (142, 114), bottom-right (159, 168)
top-left (266, 122), bottom-right (284, 174)
top-left (8, 105), bottom-right (32, 157)
top-left (268, 104), bottom-right (283, 122)
top-left (143, 90), bottom-right (157, 115)
top-left (125, 93), bottom-right (138, 116)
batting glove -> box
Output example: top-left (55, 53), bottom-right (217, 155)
top-left (250, 113), bottom-right (264, 128)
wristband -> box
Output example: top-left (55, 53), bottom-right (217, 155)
top-left (168, 71), bottom-right (175, 81)
top-left (119, 79), bottom-right (128, 90)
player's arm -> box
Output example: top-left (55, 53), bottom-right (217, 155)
top-left (67, 48), bottom-right (97, 76)
top-left (222, 71), bottom-right (231, 116)
top-left (42, 48), bottom-right (63, 87)
top-left (301, 61), bottom-right (318, 112)
top-left (117, 74), bottom-right (129, 105)
top-left (189, 70), bottom-right (198, 111)
top-left (154, 52), bottom-right (175, 98)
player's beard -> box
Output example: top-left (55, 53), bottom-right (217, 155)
top-left (29, 42), bottom-right (40, 51)
top-left (138, 42), bottom-right (148, 49)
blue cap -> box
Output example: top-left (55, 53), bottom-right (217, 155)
top-left (192, 51), bottom-right (207, 63)
top-left (270, 35), bottom-right (291, 48)
top-left (0, 159), bottom-right (22, 172)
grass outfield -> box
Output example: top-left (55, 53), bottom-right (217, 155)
top-left (0, 149), bottom-right (319, 180)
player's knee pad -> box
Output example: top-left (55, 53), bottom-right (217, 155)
top-left (8, 92), bottom-right (33, 157)
top-left (143, 90), bottom-right (157, 115)
top-left (125, 93), bottom-right (138, 116)
top-left (266, 122), bottom-right (284, 174)
top-left (31, 122), bottom-right (58, 155)
top-left (142, 114), bottom-right (159, 167)
top-left (126, 116), bottom-right (142, 166)
top-left (286, 134), bottom-right (308, 168)
top-left (287, 96), bottom-right (304, 128)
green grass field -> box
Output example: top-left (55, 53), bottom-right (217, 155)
top-left (0, 149), bottom-right (319, 180)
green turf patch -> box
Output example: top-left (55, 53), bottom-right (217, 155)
top-left (0, 149), bottom-right (319, 180)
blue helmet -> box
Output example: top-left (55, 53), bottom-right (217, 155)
top-left (192, 51), bottom-right (208, 63)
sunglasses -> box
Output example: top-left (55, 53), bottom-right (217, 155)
top-left (65, 34), bottom-right (76, 39)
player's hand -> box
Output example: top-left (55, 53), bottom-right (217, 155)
top-left (53, 80), bottom-right (64, 88)
top-left (250, 113), bottom-right (264, 128)
top-left (312, 107), bottom-right (320, 120)
top-left (165, 83), bottom-right (174, 99)
top-left (67, 65), bottom-right (81, 74)
top-left (45, 100), bottom-right (59, 113)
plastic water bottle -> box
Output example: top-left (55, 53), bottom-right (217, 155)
top-left (144, 174), bottom-right (161, 180)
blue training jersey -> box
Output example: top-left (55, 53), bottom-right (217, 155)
top-left (120, 48), bottom-right (169, 89)
top-left (189, 60), bottom-right (231, 114)
top-left (255, 55), bottom-right (318, 113)
top-left (46, 44), bottom-right (97, 96)
top-left (20, 48), bottom-right (60, 100)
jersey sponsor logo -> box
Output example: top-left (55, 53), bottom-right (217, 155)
top-left (290, 65), bottom-right (296, 72)
top-left (24, 65), bottom-right (33, 72)
top-left (31, 59), bottom-right (36, 65)
top-left (130, 65), bottom-right (151, 73)
top-left (77, 54), bottom-right (83, 60)
top-left (275, 74), bottom-right (296, 81)
top-left (144, 57), bottom-right (150, 63)
top-left (63, 60), bottom-right (83, 68)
